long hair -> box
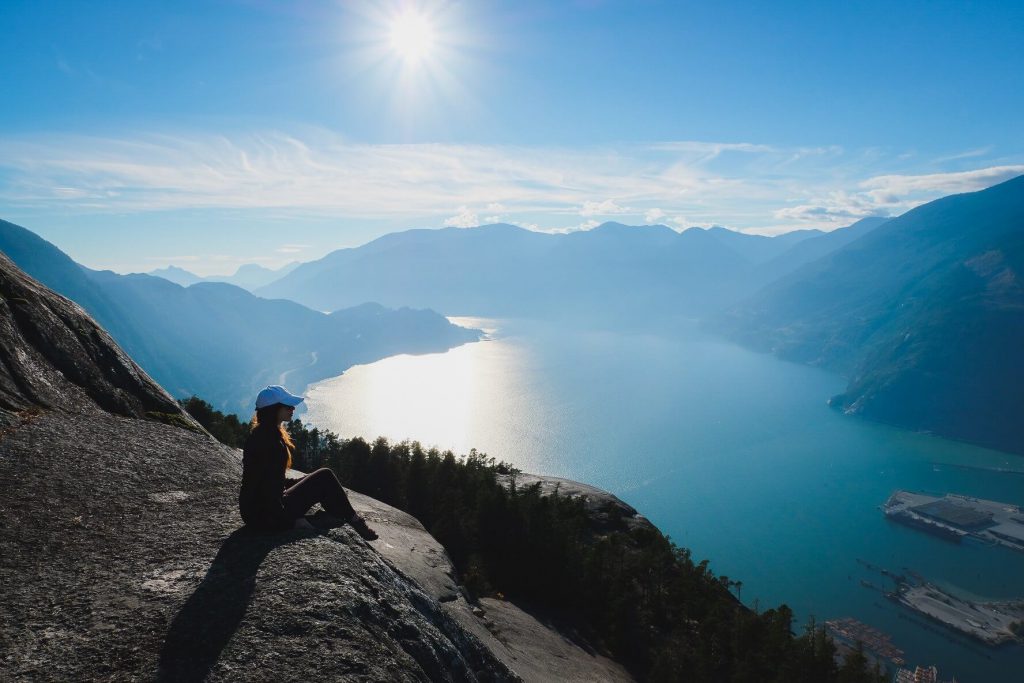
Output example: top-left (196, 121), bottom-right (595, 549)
top-left (251, 403), bottom-right (295, 470)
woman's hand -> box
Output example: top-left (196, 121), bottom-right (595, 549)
top-left (294, 517), bottom-right (314, 531)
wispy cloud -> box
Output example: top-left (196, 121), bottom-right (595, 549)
top-left (579, 199), bottom-right (632, 216)
top-left (860, 166), bottom-right (1024, 201)
top-left (0, 128), bottom-right (1020, 235)
top-left (774, 165), bottom-right (1024, 226)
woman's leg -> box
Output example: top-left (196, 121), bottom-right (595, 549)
top-left (282, 468), bottom-right (356, 520)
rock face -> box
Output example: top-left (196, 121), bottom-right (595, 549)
top-left (0, 250), bottom-right (183, 426)
top-left (0, 251), bottom-right (633, 681)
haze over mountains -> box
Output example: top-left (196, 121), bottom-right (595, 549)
top-left (0, 220), bottom-right (479, 414)
top-left (149, 261), bottom-right (301, 291)
top-left (4, 175), bottom-right (1021, 455)
top-left (255, 220), bottom-right (886, 321)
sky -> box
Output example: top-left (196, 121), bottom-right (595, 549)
top-left (2, 0), bottom-right (1023, 275)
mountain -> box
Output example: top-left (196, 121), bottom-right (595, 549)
top-left (701, 225), bottom-right (824, 264)
top-left (257, 222), bottom-right (757, 321)
top-left (148, 264), bottom-right (205, 286)
top-left (148, 261), bottom-right (301, 291)
top-left (0, 220), bottom-right (479, 414)
top-left (207, 261), bottom-right (301, 290)
top-left (257, 221), bottom-right (885, 324)
top-left (754, 217), bottom-right (890, 282)
top-left (717, 175), bottom-right (1024, 454)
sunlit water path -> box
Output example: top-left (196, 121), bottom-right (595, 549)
top-left (304, 317), bottom-right (1024, 682)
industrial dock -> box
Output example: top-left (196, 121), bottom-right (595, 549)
top-left (889, 580), bottom-right (1024, 646)
top-left (882, 490), bottom-right (1024, 552)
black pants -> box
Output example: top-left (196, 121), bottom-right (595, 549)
top-left (282, 468), bottom-right (356, 521)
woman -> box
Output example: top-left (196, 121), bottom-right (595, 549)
top-left (239, 385), bottom-right (378, 540)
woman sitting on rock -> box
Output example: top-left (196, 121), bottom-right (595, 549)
top-left (239, 385), bottom-right (377, 540)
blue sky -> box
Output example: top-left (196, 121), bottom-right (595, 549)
top-left (2, 0), bottom-right (1023, 274)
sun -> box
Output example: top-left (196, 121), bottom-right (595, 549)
top-left (389, 11), bottom-right (435, 64)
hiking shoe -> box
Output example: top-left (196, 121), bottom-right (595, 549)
top-left (349, 515), bottom-right (379, 541)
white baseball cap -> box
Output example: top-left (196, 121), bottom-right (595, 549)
top-left (255, 385), bottom-right (305, 409)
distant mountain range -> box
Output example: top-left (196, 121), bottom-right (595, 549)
top-left (0, 220), bottom-right (479, 414)
top-left (255, 220), bottom-right (883, 322)
top-left (149, 261), bottom-right (300, 291)
top-left (716, 175), bottom-right (1024, 455)
top-left (11, 176), bottom-right (1019, 457)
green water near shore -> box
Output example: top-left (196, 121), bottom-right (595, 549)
top-left (304, 318), bottom-right (1024, 682)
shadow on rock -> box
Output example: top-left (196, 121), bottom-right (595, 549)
top-left (156, 527), bottom-right (305, 682)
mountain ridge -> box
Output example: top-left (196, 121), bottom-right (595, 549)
top-left (148, 261), bottom-right (301, 290)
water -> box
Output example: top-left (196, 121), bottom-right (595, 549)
top-left (303, 317), bottom-right (1024, 682)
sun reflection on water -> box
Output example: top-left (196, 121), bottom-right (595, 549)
top-left (303, 318), bottom-right (549, 467)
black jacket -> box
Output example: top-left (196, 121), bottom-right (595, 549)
top-left (239, 428), bottom-right (293, 531)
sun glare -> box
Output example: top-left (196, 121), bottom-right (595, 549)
top-left (389, 11), bottom-right (435, 63)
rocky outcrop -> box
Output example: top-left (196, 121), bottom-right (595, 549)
top-left (497, 473), bottom-right (653, 535)
top-left (0, 249), bottom-right (632, 681)
top-left (0, 251), bottom-right (184, 426)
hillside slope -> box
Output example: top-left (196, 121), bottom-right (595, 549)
top-left (717, 175), bottom-right (1024, 454)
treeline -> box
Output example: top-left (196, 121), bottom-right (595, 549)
top-left (182, 396), bottom-right (886, 682)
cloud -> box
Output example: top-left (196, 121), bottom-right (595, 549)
top-left (579, 199), bottom-right (632, 216)
top-left (542, 219), bottom-right (601, 235)
top-left (931, 147), bottom-right (993, 164)
top-left (276, 244), bottom-right (310, 254)
top-left (644, 208), bottom-right (666, 224)
top-left (0, 131), bottom-right (763, 221)
top-left (0, 128), bottom-right (1020, 237)
top-left (443, 206), bottom-right (479, 228)
top-left (773, 190), bottom-right (888, 224)
top-left (774, 166), bottom-right (1024, 226)
top-left (859, 166), bottom-right (1024, 200)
